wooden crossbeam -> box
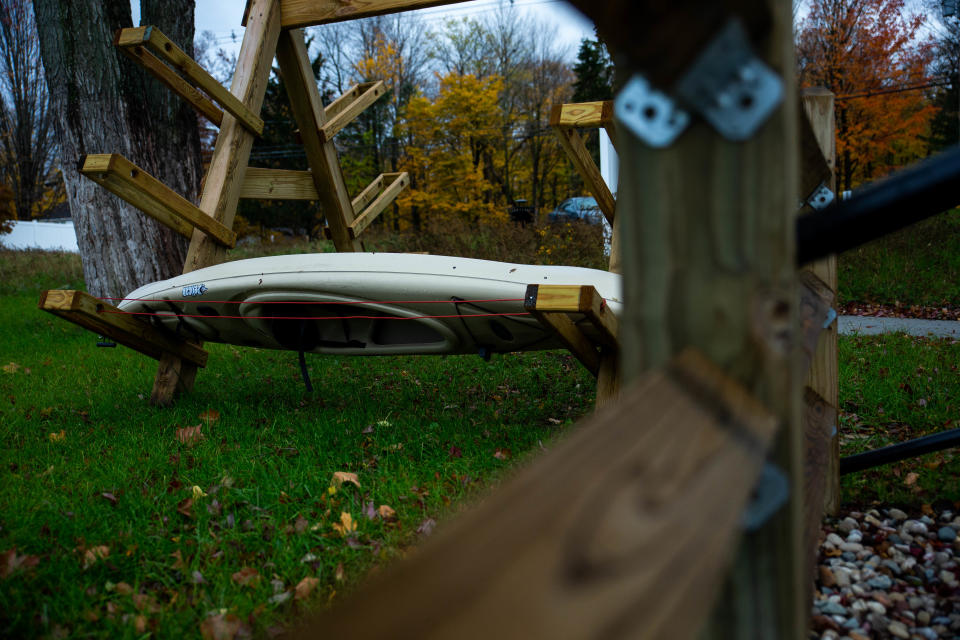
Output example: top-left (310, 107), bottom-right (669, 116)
top-left (276, 28), bottom-right (362, 252)
top-left (116, 26), bottom-right (264, 136)
top-left (320, 81), bottom-right (386, 142)
top-left (269, 0), bottom-right (472, 29)
top-left (239, 168), bottom-right (317, 200)
top-left (295, 349), bottom-right (778, 640)
top-left (80, 154), bottom-right (237, 247)
top-left (39, 290), bottom-right (208, 368)
top-left (550, 106), bottom-right (616, 226)
top-left (349, 172), bottom-right (408, 238)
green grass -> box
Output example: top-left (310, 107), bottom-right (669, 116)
top-left (838, 333), bottom-right (960, 506)
top-left (0, 251), bottom-right (594, 638)
top-left (838, 208), bottom-right (960, 307)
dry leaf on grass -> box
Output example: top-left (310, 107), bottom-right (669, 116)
top-left (377, 505), bottom-right (397, 522)
top-left (2, 362), bottom-right (20, 374)
top-left (331, 471), bottom-right (360, 488)
top-left (294, 576), bottom-right (319, 600)
top-left (417, 518), bottom-right (436, 537)
top-left (334, 562), bottom-right (345, 582)
top-left (199, 409), bottom-right (220, 425)
top-left (82, 545), bottom-right (110, 569)
top-left (100, 492), bottom-right (117, 505)
top-left (175, 425), bottom-right (204, 446)
top-left (48, 430), bottom-right (65, 442)
top-left (1, 548), bottom-right (40, 578)
top-left (904, 472), bottom-right (919, 486)
top-left (331, 512), bottom-right (356, 536)
top-left (231, 566), bottom-right (260, 587)
top-left (493, 448), bottom-right (511, 460)
top-left (200, 612), bottom-right (250, 640)
top-left (177, 497), bottom-right (195, 519)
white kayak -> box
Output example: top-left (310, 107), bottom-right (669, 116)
top-left (119, 253), bottom-right (622, 357)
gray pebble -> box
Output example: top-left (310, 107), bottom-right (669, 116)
top-left (887, 534), bottom-right (904, 544)
top-left (938, 526), bottom-right (957, 542)
top-left (846, 530), bottom-right (863, 543)
top-left (888, 508), bottom-right (908, 521)
top-left (838, 517), bottom-right (860, 534)
top-left (921, 515), bottom-right (936, 526)
top-left (842, 551), bottom-right (857, 562)
top-left (820, 601), bottom-right (848, 616)
top-left (905, 520), bottom-right (929, 535)
top-left (867, 575), bottom-right (893, 590)
top-left (886, 620), bottom-right (910, 639)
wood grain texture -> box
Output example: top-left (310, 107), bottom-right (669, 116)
top-left (275, 28), bottom-right (362, 252)
top-left (800, 88), bottom-right (840, 515)
top-left (239, 168), bottom-right (318, 200)
top-left (38, 290), bottom-right (207, 367)
top-left (612, 0), bottom-right (805, 637)
top-left (116, 26), bottom-right (264, 136)
top-left (531, 310), bottom-right (601, 376)
top-left (320, 81), bottom-right (386, 142)
top-left (297, 349), bottom-right (777, 640)
top-left (802, 386), bottom-right (836, 587)
top-left (349, 172), bottom-right (408, 238)
top-left (554, 127), bottom-right (616, 225)
top-left (117, 43), bottom-right (224, 127)
top-left (350, 173), bottom-right (385, 215)
top-left (280, 0), bottom-right (471, 28)
top-left (550, 101), bottom-right (613, 129)
top-left (81, 154), bottom-right (236, 247)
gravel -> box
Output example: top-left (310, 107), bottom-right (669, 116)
top-left (810, 507), bottom-right (960, 640)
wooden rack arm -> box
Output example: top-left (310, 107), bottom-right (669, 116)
top-left (553, 127), bottom-right (616, 225)
top-left (549, 101), bottom-right (614, 130)
top-left (239, 168), bottom-right (319, 200)
top-left (80, 154), bottom-right (237, 248)
top-left (38, 290), bottom-right (208, 368)
top-left (116, 26), bottom-right (264, 136)
top-left (350, 173), bottom-right (385, 215)
top-left (349, 172), bottom-right (409, 238)
top-left (115, 35), bottom-right (224, 127)
top-left (320, 81), bottom-right (386, 142)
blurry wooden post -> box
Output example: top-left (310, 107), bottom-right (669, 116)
top-left (596, 0), bottom-right (807, 637)
top-left (801, 88), bottom-right (840, 516)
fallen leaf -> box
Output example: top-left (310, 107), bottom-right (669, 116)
top-left (2, 362), bottom-right (20, 374)
top-left (331, 471), bottom-right (360, 488)
top-left (170, 550), bottom-right (186, 570)
top-left (191, 570), bottom-right (206, 584)
top-left (448, 444), bottom-right (462, 458)
top-left (293, 515), bottom-right (309, 534)
top-left (198, 409), bottom-right (220, 425)
top-left (300, 553), bottom-right (318, 564)
top-left (1, 548), bottom-right (40, 578)
top-left (112, 581), bottom-right (134, 595)
top-left (175, 425), bottom-right (204, 446)
top-left (100, 492), bottom-right (117, 505)
top-left (134, 615), bottom-right (148, 634)
top-left (334, 562), bottom-right (345, 582)
top-left (268, 591), bottom-right (291, 605)
top-left (363, 501), bottom-right (377, 520)
top-left (294, 576), bottom-right (319, 600)
top-left (417, 518), bottom-right (436, 537)
top-left (177, 497), bottom-right (195, 519)
top-left (493, 448), bottom-right (511, 460)
top-left (231, 566), bottom-right (260, 587)
top-left (132, 593), bottom-right (160, 613)
top-left (547, 417), bottom-right (562, 425)
top-left (904, 472), bottom-right (919, 486)
top-left (82, 545), bottom-right (110, 569)
top-left (332, 511), bottom-right (357, 536)
top-left (48, 430), bottom-right (65, 442)
top-left (191, 485), bottom-right (207, 500)
top-left (377, 505), bottom-right (397, 522)
top-left (200, 612), bottom-right (249, 640)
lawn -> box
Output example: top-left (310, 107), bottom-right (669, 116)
top-left (0, 249), bottom-right (595, 638)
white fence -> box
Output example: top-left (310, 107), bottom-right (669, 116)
top-left (0, 219), bottom-right (79, 252)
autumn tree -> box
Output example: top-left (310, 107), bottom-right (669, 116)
top-left (34, 0), bottom-right (202, 299)
top-left (796, 0), bottom-right (938, 192)
top-left (0, 1), bottom-right (60, 232)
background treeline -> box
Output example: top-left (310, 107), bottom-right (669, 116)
top-left (3, 0), bottom-right (960, 246)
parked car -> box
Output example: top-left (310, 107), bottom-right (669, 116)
top-left (548, 196), bottom-right (604, 225)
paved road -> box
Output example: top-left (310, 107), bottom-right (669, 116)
top-left (838, 316), bottom-right (960, 338)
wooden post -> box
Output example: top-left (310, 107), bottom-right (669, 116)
top-left (275, 29), bottom-right (363, 253)
top-left (151, 0), bottom-right (281, 406)
top-left (800, 88), bottom-right (839, 515)
top-left (612, 1), bottom-right (806, 638)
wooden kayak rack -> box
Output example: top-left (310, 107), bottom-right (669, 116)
top-left (41, 2), bottom-right (413, 405)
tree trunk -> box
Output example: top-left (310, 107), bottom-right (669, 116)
top-left (34, 0), bottom-right (202, 300)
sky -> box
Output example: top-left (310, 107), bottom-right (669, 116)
top-left (131, 0), bottom-right (596, 62)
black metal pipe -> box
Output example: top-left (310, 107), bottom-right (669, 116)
top-left (840, 427), bottom-right (960, 475)
top-left (796, 145), bottom-right (960, 266)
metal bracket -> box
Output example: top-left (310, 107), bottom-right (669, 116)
top-left (674, 18), bottom-right (784, 141)
top-left (742, 462), bottom-right (789, 531)
top-left (805, 182), bottom-right (835, 211)
top-left (614, 75), bottom-right (690, 148)
top-left (822, 307), bottom-right (837, 329)
top-left (96, 336), bottom-right (117, 348)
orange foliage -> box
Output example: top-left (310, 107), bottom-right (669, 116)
top-left (797, 0), bottom-right (938, 191)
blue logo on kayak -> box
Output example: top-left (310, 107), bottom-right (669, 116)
top-left (182, 284), bottom-right (208, 297)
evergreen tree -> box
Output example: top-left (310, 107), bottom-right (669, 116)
top-left (571, 33), bottom-right (613, 103)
